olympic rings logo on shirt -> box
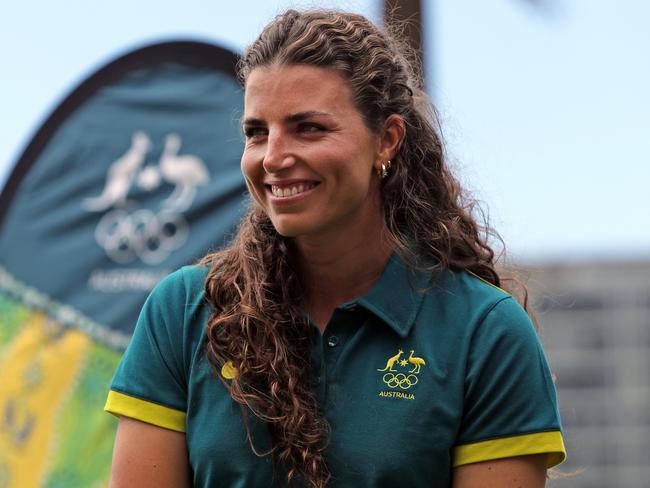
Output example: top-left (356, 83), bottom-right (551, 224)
top-left (94, 208), bottom-right (188, 265)
top-left (382, 372), bottom-right (419, 390)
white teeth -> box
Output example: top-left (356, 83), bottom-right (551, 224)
top-left (271, 183), bottom-right (313, 198)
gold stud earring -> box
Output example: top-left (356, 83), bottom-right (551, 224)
top-left (378, 160), bottom-right (391, 180)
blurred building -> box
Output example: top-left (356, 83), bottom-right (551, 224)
top-left (527, 260), bottom-right (650, 487)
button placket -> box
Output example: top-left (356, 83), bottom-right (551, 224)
top-left (312, 306), bottom-right (360, 402)
top-left (322, 309), bottom-right (355, 386)
top-left (309, 322), bottom-right (327, 402)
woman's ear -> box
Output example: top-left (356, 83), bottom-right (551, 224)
top-left (376, 114), bottom-right (406, 170)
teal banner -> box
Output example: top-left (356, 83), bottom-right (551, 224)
top-left (0, 41), bottom-right (247, 348)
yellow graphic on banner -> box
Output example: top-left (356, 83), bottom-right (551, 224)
top-left (0, 313), bottom-right (90, 488)
top-left (377, 349), bottom-right (426, 399)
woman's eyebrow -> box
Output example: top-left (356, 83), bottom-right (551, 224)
top-left (242, 117), bottom-right (265, 126)
top-left (285, 111), bottom-right (331, 123)
top-left (243, 111), bottom-right (331, 127)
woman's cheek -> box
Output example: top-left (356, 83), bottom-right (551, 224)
top-left (240, 157), bottom-right (263, 205)
top-left (244, 177), bottom-right (265, 207)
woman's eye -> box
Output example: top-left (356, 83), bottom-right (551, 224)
top-left (244, 127), bottom-right (267, 139)
top-left (299, 123), bottom-right (325, 133)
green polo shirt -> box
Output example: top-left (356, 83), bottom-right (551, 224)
top-left (105, 255), bottom-right (566, 487)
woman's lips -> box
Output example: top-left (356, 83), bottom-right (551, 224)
top-left (265, 181), bottom-right (320, 203)
top-left (270, 182), bottom-right (317, 197)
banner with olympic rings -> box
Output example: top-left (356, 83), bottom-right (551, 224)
top-left (0, 40), bottom-right (247, 341)
top-left (0, 41), bottom-right (247, 487)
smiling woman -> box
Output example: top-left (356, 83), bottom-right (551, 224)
top-left (105, 8), bottom-right (566, 488)
top-left (241, 64), bottom-right (399, 244)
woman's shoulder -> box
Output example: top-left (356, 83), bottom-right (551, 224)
top-left (141, 265), bottom-right (212, 336)
top-left (150, 264), bottom-right (209, 301)
top-left (431, 267), bottom-right (511, 307)
top-left (423, 266), bottom-right (531, 334)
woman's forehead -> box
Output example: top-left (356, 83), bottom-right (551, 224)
top-left (243, 64), bottom-right (357, 118)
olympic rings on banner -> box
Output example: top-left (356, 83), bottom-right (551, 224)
top-left (95, 208), bottom-right (188, 264)
top-left (382, 372), bottom-right (419, 390)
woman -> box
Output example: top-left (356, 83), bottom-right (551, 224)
top-left (106, 9), bottom-right (566, 488)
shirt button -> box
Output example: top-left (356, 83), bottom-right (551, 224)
top-left (327, 335), bottom-right (340, 347)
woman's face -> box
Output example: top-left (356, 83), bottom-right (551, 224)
top-left (241, 64), bottom-right (385, 242)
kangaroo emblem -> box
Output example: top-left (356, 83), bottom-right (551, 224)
top-left (159, 133), bottom-right (209, 211)
top-left (377, 349), bottom-right (403, 372)
top-left (83, 131), bottom-right (151, 211)
top-left (408, 350), bottom-right (426, 374)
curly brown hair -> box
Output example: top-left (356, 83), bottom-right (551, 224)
top-left (200, 9), bottom-right (512, 487)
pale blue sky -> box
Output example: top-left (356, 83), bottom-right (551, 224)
top-left (2, 0), bottom-right (648, 263)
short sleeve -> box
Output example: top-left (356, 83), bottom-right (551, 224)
top-left (452, 297), bottom-right (566, 468)
top-left (104, 268), bottom-right (189, 432)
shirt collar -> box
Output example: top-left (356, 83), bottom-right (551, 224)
top-left (355, 253), bottom-right (431, 338)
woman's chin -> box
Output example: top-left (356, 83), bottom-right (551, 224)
top-left (268, 214), bottom-right (326, 240)
top-left (270, 221), bottom-right (312, 238)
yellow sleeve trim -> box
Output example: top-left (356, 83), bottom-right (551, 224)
top-left (453, 431), bottom-right (566, 468)
top-left (104, 390), bottom-right (186, 433)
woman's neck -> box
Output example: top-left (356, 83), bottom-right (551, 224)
top-left (296, 224), bottom-right (394, 331)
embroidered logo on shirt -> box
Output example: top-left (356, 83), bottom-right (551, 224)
top-left (377, 349), bottom-right (426, 400)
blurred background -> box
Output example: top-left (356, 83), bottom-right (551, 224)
top-left (1, 0), bottom-right (648, 486)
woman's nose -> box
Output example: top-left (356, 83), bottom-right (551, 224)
top-left (262, 131), bottom-right (295, 174)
